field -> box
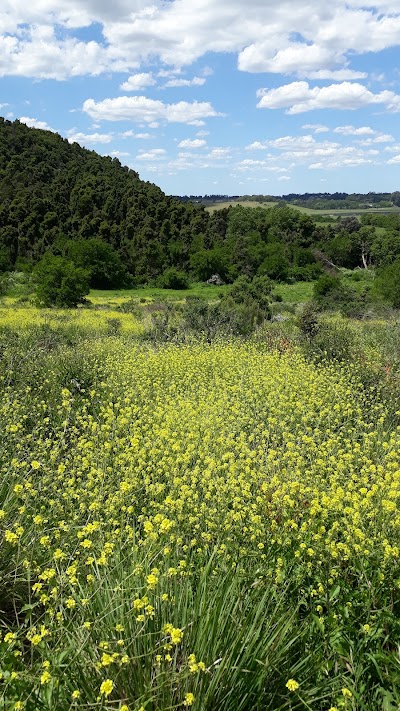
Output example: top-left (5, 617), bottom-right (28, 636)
top-left (1, 308), bottom-right (400, 710)
top-left (204, 200), bottom-right (400, 219)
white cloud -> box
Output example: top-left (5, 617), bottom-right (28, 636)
top-left (163, 76), bottom-right (206, 88)
top-left (278, 175), bottom-right (291, 181)
top-left (109, 150), bottom-right (130, 157)
top-left (1, 0), bottom-right (400, 82)
top-left (269, 135), bottom-right (317, 150)
top-left (83, 96), bottom-right (222, 124)
top-left (207, 147), bottom-right (232, 159)
top-left (178, 138), bottom-right (206, 148)
top-left (136, 148), bottom-right (166, 160)
top-left (371, 133), bottom-right (394, 143)
top-left (0, 24), bottom-right (134, 80)
top-left (67, 131), bottom-right (114, 144)
top-left (245, 141), bottom-right (268, 150)
top-left (302, 124), bottom-right (329, 133)
top-left (387, 155), bottom-right (400, 164)
top-left (120, 72), bottom-right (155, 90)
top-left (238, 43), bottom-right (366, 80)
top-left (257, 81), bottom-right (400, 114)
top-left (121, 130), bottom-right (152, 138)
top-left (19, 115), bottom-right (55, 131)
top-left (334, 125), bottom-right (376, 135)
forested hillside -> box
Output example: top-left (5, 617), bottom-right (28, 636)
top-left (2, 118), bottom-right (400, 287)
top-left (0, 118), bottom-right (209, 280)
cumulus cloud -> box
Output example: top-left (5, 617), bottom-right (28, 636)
top-left (67, 131), bottom-right (113, 144)
top-left (0, 25), bottom-right (133, 79)
top-left (302, 124), bottom-right (329, 134)
top-left (120, 72), bottom-right (155, 90)
top-left (120, 130), bottom-right (152, 138)
top-left (387, 155), bottom-right (400, 164)
top-left (256, 81), bottom-right (400, 114)
top-left (334, 125), bottom-right (376, 135)
top-left (19, 115), bottom-right (55, 131)
top-left (239, 131), bottom-right (383, 172)
top-left (163, 76), bottom-right (206, 88)
top-left (245, 141), bottom-right (268, 150)
top-left (2, 0), bottom-right (400, 81)
top-left (178, 138), bottom-right (206, 148)
top-left (136, 148), bottom-right (166, 160)
top-left (82, 96), bottom-right (222, 124)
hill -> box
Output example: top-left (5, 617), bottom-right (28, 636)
top-left (0, 118), bottom-right (209, 281)
top-left (2, 118), bottom-right (400, 288)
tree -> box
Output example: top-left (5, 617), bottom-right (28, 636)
top-left (34, 254), bottom-right (90, 307)
top-left (158, 267), bottom-right (190, 290)
top-left (65, 239), bottom-right (127, 288)
top-left (258, 244), bottom-right (289, 281)
top-left (374, 260), bottom-right (400, 308)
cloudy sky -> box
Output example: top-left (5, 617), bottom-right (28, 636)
top-left (2, 0), bottom-right (400, 195)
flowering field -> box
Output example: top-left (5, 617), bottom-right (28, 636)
top-left (1, 320), bottom-right (400, 710)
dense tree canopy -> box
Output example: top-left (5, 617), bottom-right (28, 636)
top-left (1, 118), bottom-right (400, 287)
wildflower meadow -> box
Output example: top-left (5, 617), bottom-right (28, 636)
top-left (1, 310), bottom-right (400, 710)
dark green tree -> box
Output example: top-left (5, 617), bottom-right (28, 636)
top-left (34, 253), bottom-right (90, 307)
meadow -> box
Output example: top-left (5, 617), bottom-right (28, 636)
top-left (204, 200), bottom-right (400, 219)
top-left (2, 307), bottom-right (400, 710)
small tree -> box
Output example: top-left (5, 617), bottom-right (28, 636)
top-left (34, 253), bottom-right (90, 307)
top-left (374, 259), bottom-right (400, 308)
top-left (158, 267), bottom-right (190, 290)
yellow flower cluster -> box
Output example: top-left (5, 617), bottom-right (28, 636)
top-left (2, 332), bottom-right (400, 707)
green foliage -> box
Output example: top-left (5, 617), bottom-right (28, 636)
top-left (313, 274), bottom-right (356, 309)
top-left (374, 259), bottom-right (400, 307)
top-left (33, 253), bottom-right (90, 307)
top-left (2, 118), bottom-right (400, 290)
top-left (258, 244), bottom-right (290, 281)
top-left (0, 245), bottom-right (12, 272)
top-left (158, 267), bottom-right (190, 290)
top-left (189, 247), bottom-right (230, 281)
top-left (65, 239), bottom-right (127, 288)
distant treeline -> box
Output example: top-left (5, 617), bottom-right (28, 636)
top-left (1, 118), bottom-right (400, 289)
top-left (176, 192), bottom-right (400, 210)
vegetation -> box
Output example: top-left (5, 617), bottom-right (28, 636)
top-left (2, 310), bottom-right (400, 709)
top-left (2, 119), bottom-right (400, 307)
top-left (4, 116), bottom-right (400, 709)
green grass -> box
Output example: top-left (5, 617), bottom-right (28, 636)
top-left (204, 200), bottom-right (278, 213)
top-left (273, 281), bottom-right (314, 304)
top-left (205, 200), bottom-right (400, 218)
top-left (89, 283), bottom-right (230, 305)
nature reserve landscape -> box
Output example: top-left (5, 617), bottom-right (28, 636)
top-left (2, 1), bottom-right (400, 709)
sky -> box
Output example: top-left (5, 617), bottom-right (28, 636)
top-left (1, 1), bottom-right (400, 196)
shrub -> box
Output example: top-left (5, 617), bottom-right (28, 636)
top-left (313, 274), bottom-right (356, 310)
top-left (374, 259), bottom-right (400, 308)
top-left (158, 267), bottom-right (190, 290)
top-left (34, 253), bottom-right (90, 307)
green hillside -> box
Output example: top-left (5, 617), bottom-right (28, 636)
top-left (0, 118), bottom-right (208, 280)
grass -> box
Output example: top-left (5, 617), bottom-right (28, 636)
top-left (2, 309), bottom-right (400, 708)
top-left (205, 200), bottom-right (400, 218)
top-left (91, 280), bottom-right (321, 308)
top-left (88, 283), bottom-right (230, 306)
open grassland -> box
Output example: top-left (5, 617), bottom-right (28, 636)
top-left (205, 200), bottom-right (400, 218)
top-left (2, 313), bottom-right (400, 709)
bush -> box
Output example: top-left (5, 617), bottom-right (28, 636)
top-left (34, 253), bottom-right (90, 308)
top-left (158, 267), bottom-right (190, 290)
top-left (297, 303), bottom-right (320, 339)
top-left (313, 274), bottom-right (356, 310)
top-left (258, 244), bottom-right (290, 282)
top-left (374, 259), bottom-right (400, 308)
top-left (65, 239), bottom-right (127, 289)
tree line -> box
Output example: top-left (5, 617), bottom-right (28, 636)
top-left (1, 118), bottom-right (400, 297)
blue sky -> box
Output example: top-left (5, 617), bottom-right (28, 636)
top-left (2, 0), bottom-right (400, 196)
